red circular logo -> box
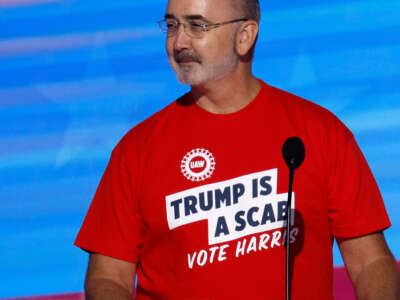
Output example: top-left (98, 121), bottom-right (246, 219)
top-left (181, 148), bottom-right (216, 182)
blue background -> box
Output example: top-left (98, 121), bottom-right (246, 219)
top-left (0, 0), bottom-right (399, 298)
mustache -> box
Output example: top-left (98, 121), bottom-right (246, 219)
top-left (174, 51), bottom-right (202, 64)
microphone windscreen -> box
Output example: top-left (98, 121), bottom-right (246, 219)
top-left (282, 137), bottom-right (306, 169)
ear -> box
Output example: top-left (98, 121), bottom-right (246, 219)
top-left (235, 20), bottom-right (259, 56)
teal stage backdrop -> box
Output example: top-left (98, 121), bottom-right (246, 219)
top-left (0, 0), bottom-right (399, 298)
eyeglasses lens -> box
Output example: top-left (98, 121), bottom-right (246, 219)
top-left (159, 20), bottom-right (204, 38)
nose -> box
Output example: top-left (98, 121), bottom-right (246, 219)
top-left (173, 23), bottom-right (191, 51)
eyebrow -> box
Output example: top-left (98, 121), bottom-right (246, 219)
top-left (164, 13), bottom-right (212, 23)
top-left (164, 13), bottom-right (175, 19)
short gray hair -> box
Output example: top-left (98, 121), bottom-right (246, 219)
top-left (237, 0), bottom-right (261, 23)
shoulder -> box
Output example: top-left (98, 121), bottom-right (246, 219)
top-left (266, 83), bottom-right (354, 139)
top-left (268, 84), bottom-right (335, 119)
top-left (112, 95), bottom-right (186, 159)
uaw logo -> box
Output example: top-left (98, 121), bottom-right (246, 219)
top-left (181, 148), bottom-right (216, 182)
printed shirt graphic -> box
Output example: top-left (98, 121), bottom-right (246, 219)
top-left (166, 168), bottom-right (295, 245)
top-left (75, 81), bottom-right (391, 300)
top-left (180, 148), bottom-right (216, 182)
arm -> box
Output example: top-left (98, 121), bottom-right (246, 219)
top-left (337, 232), bottom-right (400, 300)
top-left (85, 253), bottom-right (137, 300)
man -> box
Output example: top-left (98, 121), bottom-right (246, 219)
top-left (75, 0), bottom-right (400, 299)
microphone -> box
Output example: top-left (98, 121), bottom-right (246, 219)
top-left (281, 137), bottom-right (305, 300)
top-left (282, 137), bottom-right (305, 170)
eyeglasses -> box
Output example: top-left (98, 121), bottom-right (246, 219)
top-left (158, 18), bottom-right (249, 38)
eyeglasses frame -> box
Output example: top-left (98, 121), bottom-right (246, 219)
top-left (158, 18), bottom-right (249, 38)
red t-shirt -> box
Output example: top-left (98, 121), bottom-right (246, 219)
top-left (75, 80), bottom-right (390, 299)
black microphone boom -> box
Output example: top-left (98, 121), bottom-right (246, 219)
top-left (281, 137), bottom-right (305, 300)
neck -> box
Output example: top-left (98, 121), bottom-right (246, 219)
top-left (189, 67), bottom-right (261, 114)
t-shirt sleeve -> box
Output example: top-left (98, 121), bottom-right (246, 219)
top-left (74, 148), bottom-right (142, 263)
top-left (327, 126), bottom-right (391, 238)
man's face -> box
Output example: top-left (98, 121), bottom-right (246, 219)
top-left (165, 0), bottom-right (240, 86)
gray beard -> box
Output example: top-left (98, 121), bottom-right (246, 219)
top-left (168, 52), bottom-right (239, 86)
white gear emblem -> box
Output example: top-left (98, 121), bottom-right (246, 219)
top-left (181, 148), bottom-right (216, 182)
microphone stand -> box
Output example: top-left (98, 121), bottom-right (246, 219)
top-left (282, 136), bottom-right (305, 300)
top-left (285, 161), bottom-right (295, 300)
